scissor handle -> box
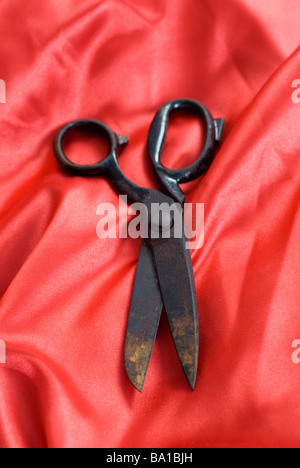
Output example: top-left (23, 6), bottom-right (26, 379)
top-left (53, 118), bottom-right (160, 207)
top-left (53, 119), bottom-right (129, 176)
top-left (148, 99), bottom-right (224, 204)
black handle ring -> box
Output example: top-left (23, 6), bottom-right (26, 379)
top-left (53, 119), bottom-right (125, 177)
top-left (148, 99), bottom-right (220, 182)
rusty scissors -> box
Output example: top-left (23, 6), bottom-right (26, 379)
top-left (53, 99), bottom-right (224, 391)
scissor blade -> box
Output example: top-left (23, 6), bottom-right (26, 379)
top-left (150, 230), bottom-right (199, 390)
top-left (125, 239), bottom-right (163, 392)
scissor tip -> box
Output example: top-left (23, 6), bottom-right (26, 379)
top-left (183, 365), bottom-right (197, 391)
top-left (125, 360), bottom-right (146, 393)
top-left (190, 380), bottom-right (196, 391)
top-left (128, 376), bottom-right (145, 393)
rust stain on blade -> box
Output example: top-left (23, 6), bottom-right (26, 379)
top-left (125, 335), bottom-right (154, 392)
top-left (124, 239), bottom-right (163, 392)
top-left (169, 305), bottom-right (199, 389)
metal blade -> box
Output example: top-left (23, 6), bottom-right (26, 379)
top-left (125, 239), bottom-right (163, 392)
top-left (150, 225), bottom-right (199, 390)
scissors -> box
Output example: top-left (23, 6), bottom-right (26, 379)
top-left (53, 99), bottom-right (224, 391)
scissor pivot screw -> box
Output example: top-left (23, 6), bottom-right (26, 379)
top-left (150, 206), bottom-right (174, 235)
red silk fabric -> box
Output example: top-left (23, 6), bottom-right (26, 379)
top-left (0, 0), bottom-right (300, 448)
